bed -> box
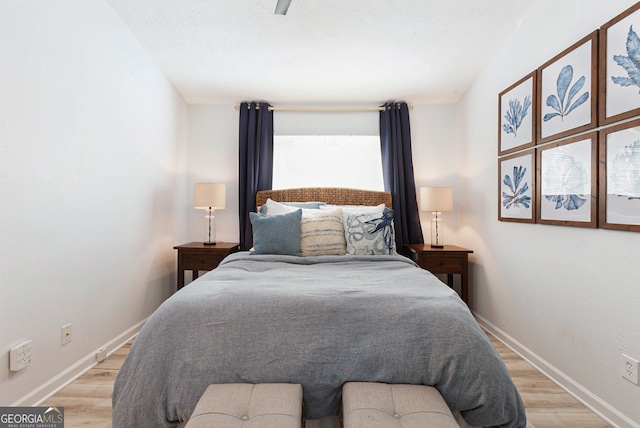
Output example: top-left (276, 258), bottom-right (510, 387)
top-left (112, 188), bottom-right (527, 428)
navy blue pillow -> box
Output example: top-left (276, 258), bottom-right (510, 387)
top-left (249, 210), bottom-right (302, 256)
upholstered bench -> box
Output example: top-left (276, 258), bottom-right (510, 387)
top-left (185, 383), bottom-right (303, 428)
top-left (342, 382), bottom-right (458, 428)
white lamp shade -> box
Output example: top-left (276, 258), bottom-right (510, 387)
top-left (194, 183), bottom-right (226, 210)
top-left (420, 187), bottom-right (453, 212)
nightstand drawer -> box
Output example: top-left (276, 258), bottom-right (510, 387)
top-left (417, 256), bottom-right (463, 273)
top-left (175, 242), bottom-right (240, 290)
top-left (404, 244), bottom-right (473, 305)
top-left (181, 253), bottom-right (224, 271)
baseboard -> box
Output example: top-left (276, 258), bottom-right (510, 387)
top-left (10, 318), bottom-right (147, 407)
top-left (474, 313), bottom-right (637, 428)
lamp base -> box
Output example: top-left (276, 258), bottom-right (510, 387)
top-left (430, 212), bottom-right (445, 247)
top-left (203, 210), bottom-right (217, 246)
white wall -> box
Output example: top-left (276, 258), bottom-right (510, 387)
top-left (186, 107), bottom-right (386, 244)
top-left (186, 105), bottom-right (457, 247)
top-left (457, 0), bottom-right (640, 425)
top-left (186, 105), bottom-right (240, 245)
top-left (0, 0), bottom-right (188, 405)
top-left (411, 105), bottom-right (459, 244)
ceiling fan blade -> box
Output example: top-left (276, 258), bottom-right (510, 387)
top-left (274, 0), bottom-right (292, 15)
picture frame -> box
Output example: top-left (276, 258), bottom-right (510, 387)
top-left (498, 72), bottom-right (536, 156)
top-left (599, 2), bottom-right (640, 126)
top-left (537, 31), bottom-right (598, 144)
top-left (498, 149), bottom-right (536, 223)
top-left (536, 132), bottom-right (598, 228)
top-left (599, 118), bottom-right (640, 232)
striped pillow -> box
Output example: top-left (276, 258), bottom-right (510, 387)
top-left (300, 209), bottom-right (346, 256)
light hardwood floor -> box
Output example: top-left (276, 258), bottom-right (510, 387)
top-left (43, 333), bottom-right (611, 428)
top-left (487, 335), bottom-right (611, 428)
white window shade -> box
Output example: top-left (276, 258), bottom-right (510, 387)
top-left (272, 135), bottom-right (384, 191)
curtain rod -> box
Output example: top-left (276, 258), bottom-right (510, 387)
top-left (233, 105), bottom-right (412, 112)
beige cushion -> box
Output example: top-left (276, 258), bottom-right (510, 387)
top-left (300, 209), bottom-right (346, 256)
top-left (342, 382), bottom-right (458, 428)
top-left (186, 383), bottom-right (303, 428)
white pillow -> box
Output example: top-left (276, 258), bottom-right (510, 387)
top-left (320, 203), bottom-right (386, 213)
top-left (264, 198), bottom-right (299, 215)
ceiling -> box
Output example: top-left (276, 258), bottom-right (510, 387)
top-left (107, 0), bottom-right (535, 105)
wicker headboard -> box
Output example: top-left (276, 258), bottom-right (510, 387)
top-left (256, 188), bottom-right (392, 209)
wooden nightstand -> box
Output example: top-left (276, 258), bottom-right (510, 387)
top-left (174, 242), bottom-right (240, 290)
top-left (405, 244), bottom-right (473, 305)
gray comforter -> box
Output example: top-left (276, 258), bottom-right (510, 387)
top-left (112, 252), bottom-right (526, 427)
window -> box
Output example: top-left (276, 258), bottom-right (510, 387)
top-left (272, 135), bottom-right (384, 190)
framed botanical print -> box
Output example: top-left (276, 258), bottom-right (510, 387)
top-left (499, 149), bottom-right (535, 223)
top-left (537, 31), bottom-right (598, 144)
top-left (536, 132), bottom-right (598, 228)
top-left (599, 118), bottom-right (640, 231)
top-left (599, 2), bottom-right (640, 125)
top-left (499, 72), bottom-right (536, 156)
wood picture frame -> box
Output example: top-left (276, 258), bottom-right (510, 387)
top-left (537, 31), bottom-right (599, 144)
top-left (499, 72), bottom-right (537, 156)
top-left (599, 2), bottom-right (640, 126)
top-left (599, 118), bottom-right (640, 232)
top-left (536, 132), bottom-right (598, 228)
top-left (498, 149), bottom-right (536, 223)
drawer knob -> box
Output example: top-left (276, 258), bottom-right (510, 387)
top-left (439, 260), bottom-right (445, 266)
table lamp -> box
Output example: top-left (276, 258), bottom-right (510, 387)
top-left (420, 187), bottom-right (453, 248)
top-left (194, 183), bottom-right (226, 245)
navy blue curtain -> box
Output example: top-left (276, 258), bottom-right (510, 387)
top-left (380, 102), bottom-right (423, 249)
top-left (239, 102), bottom-right (273, 250)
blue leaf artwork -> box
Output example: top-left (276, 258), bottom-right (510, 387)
top-left (611, 140), bottom-right (640, 200)
top-left (612, 25), bottom-right (640, 93)
top-left (543, 65), bottom-right (589, 122)
top-left (544, 194), bottom-right (587, 210)
top-left (502, 95), bottom-right (531, 137)
top-left (502, 165), bottom-right (531, 209)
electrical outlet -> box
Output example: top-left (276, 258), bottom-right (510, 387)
top-left (622, 354), bottom-right (639, 385)
top-left (61, 324), bottom-right (72, 345)
top-left (96, 348), bottom-right (107, 363)
top-left (10, 340), bottom-right (32, 371)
